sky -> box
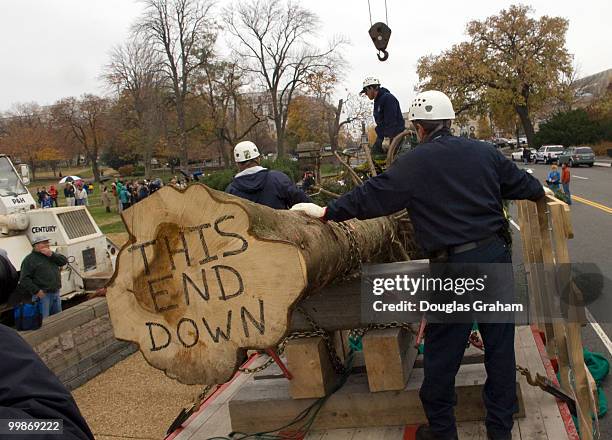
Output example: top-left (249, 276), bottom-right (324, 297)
top-left (0, 0), bottom-right (611, 113)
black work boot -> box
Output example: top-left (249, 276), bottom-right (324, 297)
top-left (415, 425), bottom-right (458, 440)
top-left (487, 431), bottom-right (512, 440)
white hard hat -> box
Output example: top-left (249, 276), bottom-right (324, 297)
top-left (360, 76), bottom-right (381, 93)
top-left (408, 90), bottom-right (455, 121)
top-left (233, 141), bottom-right (260, 163)
top-left (32, 235), bottom-right (50, 246)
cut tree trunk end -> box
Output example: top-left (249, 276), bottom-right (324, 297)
top-left (106, 184), bottom-right (414, 385)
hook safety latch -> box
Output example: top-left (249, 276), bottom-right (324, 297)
top-left (369, 22), bottom-right (392, 62)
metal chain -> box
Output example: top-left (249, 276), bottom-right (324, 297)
top-left (336, 222), bottom-right (362, 276)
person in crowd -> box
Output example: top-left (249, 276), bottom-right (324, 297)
top-left (64, 182), bottom-right (76, 206)
top-left (546, 164), bottom-right (561, 192)
top-left (138, 181), bottom-right (150, 201)
top-left (18, 236), bottom-right (68, 320)
top-left (0, 324), bottom-right (94, 439)
top-left (226, 141), bottom-right (311, 209)
top-left (119, 183), bottom-right (131, 210)
top-left (48, 185), bottom-right (59, 207)
top-left (302, 171), bottom-right (316, 192)
top-left (101, 184), bottom-right (112, 213)
top-left (74, 184), bottom-right (88, 206)
top-left (522, 146), bottom-right (531, 164)
top-left (41, 194), bottom-right (53, 208)
top-left (561, 162), bottom-right (572, 205)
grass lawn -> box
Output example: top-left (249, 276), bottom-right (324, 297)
top-left (32, 170), bottom-right (127, 235)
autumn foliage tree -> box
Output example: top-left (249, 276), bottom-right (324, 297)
top-left (0, 103), bottom-right (53, 180)
top-left (417, 5), bottom-right (573, 147)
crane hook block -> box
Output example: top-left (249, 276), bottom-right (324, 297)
top-left (369, 22), bottom-right (392, 62)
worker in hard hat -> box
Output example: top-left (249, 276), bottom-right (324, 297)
top-left (226, 141), bottom-right (311, 209)
top-left (360, 76), bottom-right (406, 157)
top-left (291, 90), bottom-right (546, 440)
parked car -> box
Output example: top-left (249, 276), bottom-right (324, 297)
top-left (535, 145), bottom-right (564, 164)
top-left (511, 148), bottom-right (537, 162)
top-left (557, 146), bottom-right (595, 167)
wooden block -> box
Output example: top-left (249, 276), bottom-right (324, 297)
top-left (228, 364), bottom-right (524, 433)
top-left (362, 327), bottom-right (417, 392)
top-left (285, 336), bottom-right (337, 399)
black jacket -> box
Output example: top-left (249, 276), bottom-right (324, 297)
top-left (325, 130), bottom-right (544, 253)
top-left (0, 324), bottom-right (94, 439)
top-left (226, 168), bottom-right (311, 209)
top-left (374, 87), bottom-right (406, 141)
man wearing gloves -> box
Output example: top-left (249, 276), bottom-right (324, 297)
top-left (291, 90), bottom-right (546, 440)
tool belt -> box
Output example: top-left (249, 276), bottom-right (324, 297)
top-left (428, 234), bottom-right (499, 262)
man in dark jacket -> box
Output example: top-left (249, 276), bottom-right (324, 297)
top-left (19, 236), bottom-right (68, 319)
top-left (360, 76), bottom-right (406, 157)
top-left (0, 323), bottom-right (94, 439)
top-left (292, 90), bottom-right (546, 440)
top-left (226, 141), bottom-right (311, 209)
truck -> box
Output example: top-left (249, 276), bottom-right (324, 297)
top-left (0, 154), bottom-right (116, 307)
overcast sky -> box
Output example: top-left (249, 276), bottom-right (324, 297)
top-left (1, 0), bottom-right (610, 113)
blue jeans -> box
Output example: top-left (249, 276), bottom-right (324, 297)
top-left (420, 237), bottom-right (518, 438)
top-left (562, 183), bottom-right (571, 204)
top-left (36, 290), bottom-right (62, 318)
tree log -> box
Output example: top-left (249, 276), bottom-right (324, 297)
top-left (106, 184), bottom-right (407, 385)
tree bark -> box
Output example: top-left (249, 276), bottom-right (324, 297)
top-left (515, 104), bottom-right (535, 148)
top-left (106, 184), bottom-right (411, 385)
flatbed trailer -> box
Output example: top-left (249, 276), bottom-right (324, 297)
top-left (167, 325), bottom-right (577, 440)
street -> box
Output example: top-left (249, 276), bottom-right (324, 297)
top-left (510, 161), bottom-right (612, 437)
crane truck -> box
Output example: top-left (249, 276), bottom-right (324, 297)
top-left (0, 154), bottom-right (116, 309)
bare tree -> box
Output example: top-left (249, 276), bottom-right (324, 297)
top-left (104, 38), bottom-right (166, 178)
top-left (134, 0), bottom-right (216, 170)
top-left (195, 57), bottom-right (265, 166)
top-left (224, 0), bottom-right (346, 158)
top-left (52, 95), bottom-right (110, 182)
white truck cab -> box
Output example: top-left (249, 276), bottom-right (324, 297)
top-left (0, 155), bottom-right (115, 302)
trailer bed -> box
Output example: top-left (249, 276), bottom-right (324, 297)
top-left (168, 326), bottom-right (575, 440)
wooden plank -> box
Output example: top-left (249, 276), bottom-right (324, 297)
top-left (228, 364), bottom-right (524, 433)
top-left (530, 200), bottom-right (557, 358)
top-left (362, 327), bottom-right (417, 392)
top-left (286, 337), bottom-right (338, 399)
top-left (549, 203), bottom-right (594, 439)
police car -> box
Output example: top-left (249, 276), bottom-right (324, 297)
top-left (535, 145), bottom-right (564, 164)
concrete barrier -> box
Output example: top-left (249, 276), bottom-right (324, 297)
top-left (20, 297), bottom-right (137, 390)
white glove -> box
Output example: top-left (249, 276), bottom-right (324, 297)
top-left (543, 186), bottom-right (554, 196)
top-left (291, 203), bottom-right (326, 219)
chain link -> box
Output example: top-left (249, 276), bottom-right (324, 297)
top-left (239, 307), bottom-right (417, 376)
top-left (336, 222), bottom-right (362, 276)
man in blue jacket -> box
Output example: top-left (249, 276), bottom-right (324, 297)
top-left (0, 324), bottom-right (94, 439)
top-left (291, 90), bottom-right (546, 440)
top-left (226, 141), bottom-right (311, 209)
top-left (361, 76), bottom-right (406, 157)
